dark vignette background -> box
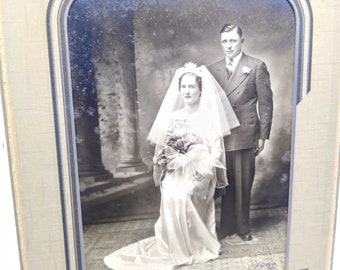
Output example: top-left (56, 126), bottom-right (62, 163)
top-left (68, 0), bottom-right (295, 221)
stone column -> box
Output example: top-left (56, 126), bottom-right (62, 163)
top-left (111, 8), bottom-right (148, 173)
top-left (68, 0), bottom-right (113, 183)
top-left (115, 63), bottom-right (148, 173)
top-left (69, 0), bottom-right (148, 183)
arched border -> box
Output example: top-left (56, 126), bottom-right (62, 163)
top-left (47, 0), bottom-right (85, 269)
top-left (46, 1), bottom-right (313, 269)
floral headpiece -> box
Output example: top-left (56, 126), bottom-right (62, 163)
top-left (184, 61), bottom-right (198, 69)
top-left (180, 62), bottom-right (203, 76)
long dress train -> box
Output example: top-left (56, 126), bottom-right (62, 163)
top-left (104, 115), bottom-right (224, 270)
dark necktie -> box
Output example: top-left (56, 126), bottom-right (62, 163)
top-left (226, 58), bottom-right (233, 79)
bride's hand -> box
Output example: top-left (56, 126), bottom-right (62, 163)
top-left (192, 173), bottom-right (212, 193)
top-left (193, 184), bottom-right (200, 193)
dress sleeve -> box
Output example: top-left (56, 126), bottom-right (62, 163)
top-left (208, 136), bottom-right (228, 188)
top-left (152, 144), bottom-right (166, 186)
top-left (209, 136), bottom-right (223, 162)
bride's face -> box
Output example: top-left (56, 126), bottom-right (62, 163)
top-left (179, 74), bottom-right (201, 105)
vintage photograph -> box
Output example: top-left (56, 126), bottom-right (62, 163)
top-left (66, 0), bottom-right (295, 269)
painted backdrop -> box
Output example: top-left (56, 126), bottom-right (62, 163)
top-left (68, 0), bottom-right (295, 220)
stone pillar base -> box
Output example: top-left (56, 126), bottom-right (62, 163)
top-left (79, 171), bottom-right (113, 182)
top-left (78, 163), bottom-right (113, 182)
top-left (116, 159), bottom-right (149, 173)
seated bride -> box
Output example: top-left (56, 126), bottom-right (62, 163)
top-left (104, 63), bottom-right (239, 270)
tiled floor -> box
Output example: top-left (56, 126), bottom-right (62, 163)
top-left (83, 207), bottom-right (288, 270)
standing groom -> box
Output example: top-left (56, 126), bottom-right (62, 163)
top-left (209, 24), bottom-right (273, 241)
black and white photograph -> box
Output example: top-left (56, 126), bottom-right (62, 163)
top-left (4, 0), bottom-right (340, 269)
top-left (65, 0), bottom-right (296, 269)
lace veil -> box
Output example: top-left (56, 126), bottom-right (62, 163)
top-left (147, 64), bottom-right (239, 146)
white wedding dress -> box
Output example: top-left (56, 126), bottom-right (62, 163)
top-left (104, 111), bottom-right (224, 270)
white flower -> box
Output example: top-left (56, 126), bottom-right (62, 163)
top-left (242, 66), bottom-right (251, 74)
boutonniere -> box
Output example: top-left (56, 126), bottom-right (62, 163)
top-left (242, 66), bottom-right (251, 75)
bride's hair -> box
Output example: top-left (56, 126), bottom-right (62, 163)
top-left (178, 72), bottom-right (202, 92)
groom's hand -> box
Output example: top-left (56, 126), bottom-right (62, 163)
top-left (255, 139), bottom-right (265, 156)
top-left (214, 187), bottom-right (226, 199)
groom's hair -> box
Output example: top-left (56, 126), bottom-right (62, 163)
top-left (220, 24), bottom-right (243, 38)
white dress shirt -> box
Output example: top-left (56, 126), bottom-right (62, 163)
top-left (225, 52), bottom-right (243, 72)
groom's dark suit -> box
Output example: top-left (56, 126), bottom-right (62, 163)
top-left (209, 53), bottom-right (273, 236)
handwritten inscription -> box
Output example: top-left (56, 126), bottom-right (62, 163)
top-left (254, 262), bottom-right (277, 269)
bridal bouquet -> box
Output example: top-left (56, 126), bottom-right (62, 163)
top-left (153, 132), bottom-right (198, 174)
top-left (153, 132), bottom-right (222, 184)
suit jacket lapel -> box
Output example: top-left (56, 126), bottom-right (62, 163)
top-left (214, 60), bottom-right (229, 90)
top-left (225, 54), bottom-right (250, 96)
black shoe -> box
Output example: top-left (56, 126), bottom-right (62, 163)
top-left (240, 233), bottom-right (252, 241)
top-left (216, 228), bottom-right (227, 240)
top-left (216, 227), bottom-right (236, 240)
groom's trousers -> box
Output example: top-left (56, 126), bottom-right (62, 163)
top-left (220, 148), bottom-right (256, 236)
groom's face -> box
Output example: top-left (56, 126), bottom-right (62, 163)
top-left (220, 29), bottom-right (244, 59)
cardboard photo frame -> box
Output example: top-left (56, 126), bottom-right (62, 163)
top-left (46, 0), bottom-right (318, 269)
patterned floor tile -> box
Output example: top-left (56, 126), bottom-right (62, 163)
top-left (84, 208), bottom-right (287, 270)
